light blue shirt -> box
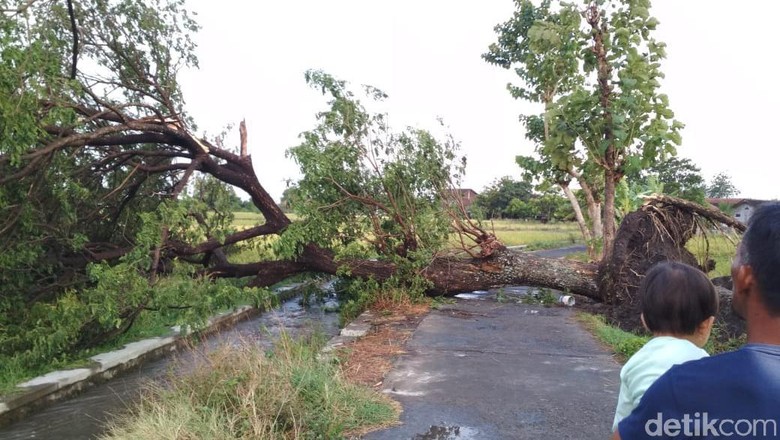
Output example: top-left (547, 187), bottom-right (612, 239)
top-left (612, 336), bottom-right (708, 431)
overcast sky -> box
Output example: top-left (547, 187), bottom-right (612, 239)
top-left (179, 0), bottom-right (780, 202)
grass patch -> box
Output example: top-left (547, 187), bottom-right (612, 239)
top-left (484, 219), bottom-right (581, 249)
top-left (577, 312), bottom-right (748, 364)
top-left (565, 251), bottom-right (590, 262)
top-left (576, 312), bottom-right (651, 362)
top-left (101, 333), bottom-right (398, 440)
top-left (686, 231), bottom-right (739, 278)
top-left (448, 219), bottom-right (582, 250)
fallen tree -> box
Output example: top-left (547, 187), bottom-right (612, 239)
top-left (1, 0), bottom-right (745, 362)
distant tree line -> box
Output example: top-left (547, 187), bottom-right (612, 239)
top-left (475, 160), bottom-right (737, 223)
top-left (472, 177), bottom-right (573, 222)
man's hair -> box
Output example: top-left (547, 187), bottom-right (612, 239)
top-left (742, 203), bottom-right (780, 315)
top-left (640, 261), bottom-right (719, 335)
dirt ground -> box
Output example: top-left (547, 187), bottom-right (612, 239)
top-left (338, 301), bottom-right (430, 389)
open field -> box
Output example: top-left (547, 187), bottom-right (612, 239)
top-left (686, 231), bottom-right (739, 278)
top-left (231, 213), bottom-right (582, 252)
top-left (478, 219), bottom-right (581, 249)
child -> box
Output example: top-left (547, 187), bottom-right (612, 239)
top-left (612, 261), bottom-right (719, 431)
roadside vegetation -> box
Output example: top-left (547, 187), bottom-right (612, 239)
top-left (101, 333), bottom-right (398, 440)
top-left (577, 312), bottom-right (746, 363)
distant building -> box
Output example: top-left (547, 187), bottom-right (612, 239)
top-left (706, 198), bottom-right (768, 224)
top-left (448, 188), bottom-right (479, 211)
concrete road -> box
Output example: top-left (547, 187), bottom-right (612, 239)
top-left (364, 296), bottom-right (620, 439)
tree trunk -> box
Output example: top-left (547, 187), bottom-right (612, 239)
top-left (579, 179), bottom-right (603, 241)
top-left (587, 2), bottom-right (616, 261)
top-left (602, 169), bottom-right (616, 262)
top-left (421, 248), bottom-right (598, 297)
top-left (226, 244), bottom-right (601, 301)
top-left (560, 182), bottom-right (593, 255)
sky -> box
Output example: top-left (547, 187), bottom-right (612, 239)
top-left (178, 0), bottom-right (780, 202)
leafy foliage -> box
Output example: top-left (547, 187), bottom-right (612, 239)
top-left (0, 0), bottom-right (277, 379)
top-left (474, 177), bottom-right (534, 218)
top-left (486, 0), bottom-right (683, 259)
top-left (645, 157), bottom-right (706, 203)
top-left (283, 70), bottom-right (466, 263)
top-left (707, 172), bottom-right (740, 198)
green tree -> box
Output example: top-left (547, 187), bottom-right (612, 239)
top-left (486, 0), bottom-right (683, 261)
top-left (624, 156), bottom-right (706, 203)
top-left (484, 0), bottom-right (603, 256)
top-left (284, 70), bottom-right (468, 260)
top-left (506, 198), bottom-right (538, 219)
top-left (280, 185), bottom-right (301, 212)
top-left (647, 157), bottom-right (706, 203)
top-left (474, 177), bottom-right (534, 218)
top-left (707, 172), bottom-right (739, 198)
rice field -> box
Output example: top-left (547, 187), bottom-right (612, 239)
top-left (231, 213), bottom-right (582, 253)
top-left (686, 230), bottom-right (740, 278)
top-left (478, 219), bottom-right (582, 249)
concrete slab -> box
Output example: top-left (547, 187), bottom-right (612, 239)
top-left (90, 336), bottom-right (177, 371)
top-left (18, 369), bottom-right (93, 390)
top-left (365, 298), bottom-right (620, 440)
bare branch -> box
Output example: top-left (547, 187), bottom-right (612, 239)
top-left (66, 0), bottom-right (79, 79)
top-left (239, 119), bottom-right (247, 158)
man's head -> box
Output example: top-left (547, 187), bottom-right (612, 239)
top-left (640, 261), bottom-right (718, 342)
top-left (732, 203), bottom-right (780, 319)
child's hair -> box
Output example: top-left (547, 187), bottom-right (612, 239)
top-left (640, 261), bottom-right (719, 335)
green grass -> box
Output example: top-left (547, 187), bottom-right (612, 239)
top-left (686, 231), bottom-right (739, 278)
top-left (577, 312), bottom-right (748, 364)
top-left (452, 219), bottom-right (582, 250)
top-left (232, 211), bottom-right (264, 228)
top-left (576, 312), bottom-right (651, 363)
top-left (101, 333), bottom-right (398, 440)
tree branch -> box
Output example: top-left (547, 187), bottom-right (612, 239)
top-left (66, 0), bottom-right (79, 79)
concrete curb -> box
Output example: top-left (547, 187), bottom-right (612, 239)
top-left (0, 286), bottom-right (304, 427)
top-left (320, 310), bottom-right (375, 357)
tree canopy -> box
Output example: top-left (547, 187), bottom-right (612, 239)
top-left (485, 0), bottom-right (683, 260)
top-left (707, 172), bottom-right (740, 199)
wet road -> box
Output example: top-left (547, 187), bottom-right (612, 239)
top-left (365, 295), bottom-right (619, 439)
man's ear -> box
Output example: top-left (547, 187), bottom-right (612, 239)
top-left (640, 313), bottom-right (649, 332)
top-left (734, 265), bottom-right (757, 297)
top-left (732, 264), bottom-right (756, 319)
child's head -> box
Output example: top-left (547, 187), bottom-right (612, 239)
top-left (640, 261), bottom-right (719, 347)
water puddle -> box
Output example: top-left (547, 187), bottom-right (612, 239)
top-left (413, 424), bottom-right (480, 439)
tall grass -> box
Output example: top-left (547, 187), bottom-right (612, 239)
top-left (102, 333), bottom-right (398, 439)
top-left (686, 231), bottom-right (739, 278)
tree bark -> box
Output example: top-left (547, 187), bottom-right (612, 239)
top-left (587, 2), bottom-right (616, 261)
top-left (560, 182), bottom-right (592, 253)
top-left (602, 169), bottom-right (616, 262)
top-left (210, 244), bottom-right (601, 300)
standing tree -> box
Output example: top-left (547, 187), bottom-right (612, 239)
top-left (485, 0), bottom-right (683, 261)
top-left (646, 157), bottom-right (706, 203)
top-left (484, 1), bottom-right (604, 258)
top-left (473, 176), bottom-right (534, 218)
top-left (707, 172), bottom-right (740, 198)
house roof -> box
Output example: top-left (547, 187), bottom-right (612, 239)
top-left (451, 188), bottom-right (478, 195)
top-left (707, 198), bottom-right (767, 207)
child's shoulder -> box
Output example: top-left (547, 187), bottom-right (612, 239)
top-left (624, 337), bottom-right (706, 372)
